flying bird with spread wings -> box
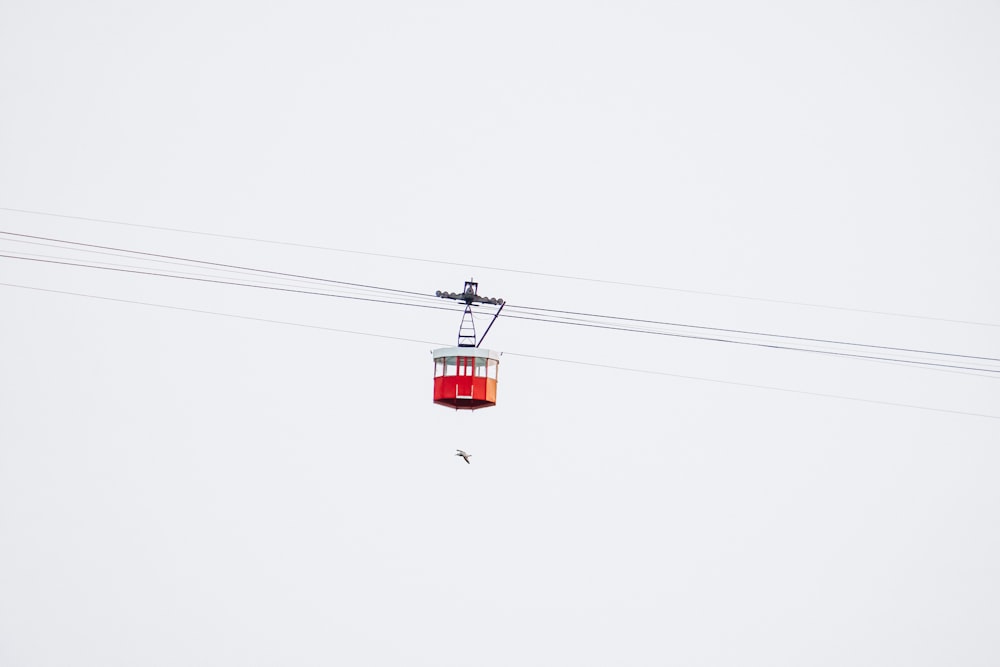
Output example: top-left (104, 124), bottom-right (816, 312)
top-left (455, 449), bottom-right (471, 464)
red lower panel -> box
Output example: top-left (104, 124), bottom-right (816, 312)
top-left (433, 377), bottom-right (498, 410)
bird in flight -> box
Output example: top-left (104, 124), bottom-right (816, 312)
top-left (456, 449), bottom-right (471, 464)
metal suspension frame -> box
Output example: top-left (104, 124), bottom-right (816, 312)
top-left (435, 280), bottom-right (505, 348)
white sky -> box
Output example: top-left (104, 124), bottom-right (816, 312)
top-left (2, 2), bottom-right (999, 665)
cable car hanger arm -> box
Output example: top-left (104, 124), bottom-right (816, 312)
top-left (476, 300), bottom-right (504, 348)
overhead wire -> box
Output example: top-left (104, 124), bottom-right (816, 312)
top-left (0, 229), bottom-right (433, 300)
top-left (486, 310), bottom-right (1000, 375)
top-left (3, 205), bottom-right (998, 329)
top-left (0, 282), bottom-right (439, 346)
top-left (0, 229), bottom-right (454, 309)
top-left (3, 250), bottom-right (999, 377)
top-left (13, 239), bottom-right (986, 374)
top-left (466, 311), bottom-right (1000, 379)
top-left (2, 280), bottom-right (998, 421)
top-left (2, 234), bottom-right (999, 376)
top-left (504, 351), bottom-right (1000, 421)
top-left (3, 248), bottom-right (448, 309)
top-left (3, 229), bottom-right (996, 361)
top-left (0, 253), bottom-right (460, 314)
top-left (3, 242), bottom-right (447, 309)
top-left (2, 236), bottom-right (403, 294)
top-left (500, 303), bottom-right (1000, 363)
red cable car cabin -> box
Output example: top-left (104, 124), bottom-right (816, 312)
top-left (431, 347), bottom-right (500, 410)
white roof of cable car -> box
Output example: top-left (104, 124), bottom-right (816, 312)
top-left (431, 346), bottom-right (501, 360)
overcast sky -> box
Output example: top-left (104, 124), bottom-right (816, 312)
top-left (2, 2), bottom-right (999, 665)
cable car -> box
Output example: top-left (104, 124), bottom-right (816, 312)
top-left (431, 347), bottom-right (500, 409)
top-left (431, 280), bottom-right (504, 411)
